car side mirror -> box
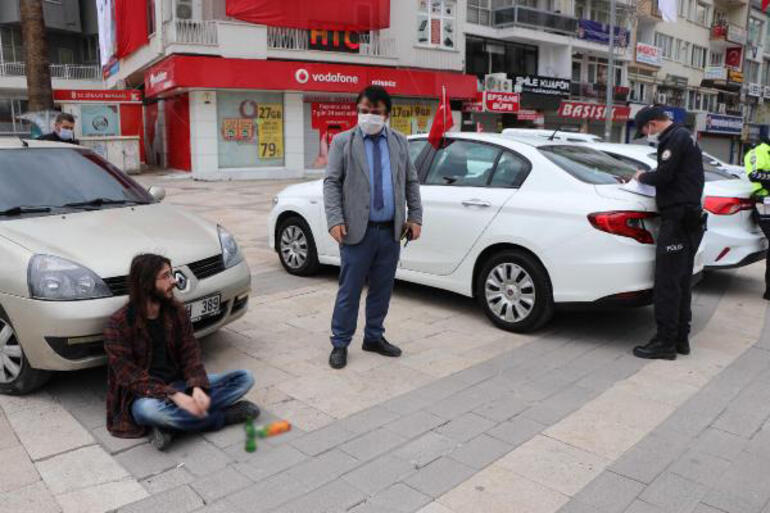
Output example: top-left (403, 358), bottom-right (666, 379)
top-left (148, 185), bottom-right (166, 202)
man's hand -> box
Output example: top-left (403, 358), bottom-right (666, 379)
top-left (633, 169), bottom-right (644, 181)
top-left (191, 387), bottom-right (211, 414)
top-left (330, 224), bottom-right (347, 243)
top-left (170, 392), bottom-right (207, 418)
top-left (406, 222), bottom-right (422, 241)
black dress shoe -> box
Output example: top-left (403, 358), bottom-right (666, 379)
top-left (362, 337), bottom-right (402, 357)
top-left (633, 337), bottom-right (677, 360)
top-left (223, 400), bottom-right (261, 425)
top-left (764, 290), bottom-right (770, 301)
top-left (329, 347), bottom-right (348, 369)
top-left (676, 338), bottom-right (691, 356)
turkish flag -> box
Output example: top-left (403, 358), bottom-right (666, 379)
top-left (764, 0), bottom-right (770, 11)
top-left (226, 0), bottom-right (390, 31)
top-left (115, 0), bottom-right (148, 58)
top-left (428, 87), bottom-right (453, 149)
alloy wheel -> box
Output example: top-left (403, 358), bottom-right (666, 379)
top-left (280, 225), bottom-right (309, 270)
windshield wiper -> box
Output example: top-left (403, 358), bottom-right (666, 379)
top-left (0, 206), bottom-right (52, 216)
top-left (61, 198), bottom-right (149, 209)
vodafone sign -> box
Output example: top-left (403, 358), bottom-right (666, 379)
top-left (144, 56), bottom-right (478, 100)
top-left (483, 92), bottom-right (520, 113)
top-left (558, 101), bottom-right (630, 122)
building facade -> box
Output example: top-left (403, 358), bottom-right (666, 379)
top-left (0, 0), bottom-right (102, 136)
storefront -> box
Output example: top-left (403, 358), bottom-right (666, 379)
top-left (697, 112), bottom-right (743, 164)
top-left (143, 55), bottom-right (476, 178)
top-left (548, 100), bottom-right (630, 141)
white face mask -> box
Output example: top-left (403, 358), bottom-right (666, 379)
top-left (358, 113), bottom-right (386, 135)
top-left (58, 128), bottom-right (74, 141)
top-left (646, 131), bottom-right (659, 144)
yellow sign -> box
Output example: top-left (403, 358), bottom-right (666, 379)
top-left (728, 70), bottom-right (744, 83)
top-left (257, 103), bottom-right (284, 159)
top-left (390, 103), bottom-right (435, 135)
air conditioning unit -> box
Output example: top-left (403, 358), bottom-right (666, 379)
top-left (175, 0), bottom-right (202, 20)
top-left (718, 102), bottom-right (726, 114)
top-left (484, 73), bottom-right (511, 92)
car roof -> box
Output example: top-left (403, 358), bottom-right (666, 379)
top-left (0, 137), bottom-right (81, 149)
top-left (502, 128), bottom-right (602, 142)
top-left (408, 132), bottom-right (581, 149)
top-left (589, 142), bottom-right (657, 160)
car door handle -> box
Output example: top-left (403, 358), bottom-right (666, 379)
top-left (462, 199), bottom-right (491, 208)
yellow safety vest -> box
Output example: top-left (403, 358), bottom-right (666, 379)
top-left (744, 143), bottom-right (770, 197)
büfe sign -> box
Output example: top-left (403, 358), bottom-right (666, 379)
top-left (558, 101), bottom-right (630, 122)
top-left (484, 92), bottom-right (520, 113)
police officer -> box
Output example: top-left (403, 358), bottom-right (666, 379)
top-left (744, 136), bottom-right (770, 299)
top-left (631, 106), bottom-right (705, 360)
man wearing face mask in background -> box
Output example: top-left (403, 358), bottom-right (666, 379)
top-left (631, 105), bottom-right (705, 360)
top-left (323, 85), bottom-right (423, 369)
top-left (37, 112), bottom-right (79, 144)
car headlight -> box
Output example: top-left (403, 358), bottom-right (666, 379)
top-left (218, 225), bottom-right (243, 269)
top-left (28, 254), bottom-right (112, 301)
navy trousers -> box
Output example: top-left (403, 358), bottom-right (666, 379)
top-left (330, 223), bottom-right (401, 348)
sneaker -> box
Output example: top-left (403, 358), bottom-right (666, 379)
top-left (223, 400), bottom-right (261, 426)
top-left (149, 426), bottom-right (174, 451)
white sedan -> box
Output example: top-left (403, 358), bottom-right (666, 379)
top-left (592, 143), bottom-right (767, 269)
top-left (268, 133), bottom-right (703, 333)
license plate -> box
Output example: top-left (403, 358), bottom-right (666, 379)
top-left (186, 294), bottom-right (221, 322)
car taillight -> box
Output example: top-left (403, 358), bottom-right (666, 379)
top-left (588, 211), bottom-right (657, 244)
top-left (703, 196), bottom-right (754, 215)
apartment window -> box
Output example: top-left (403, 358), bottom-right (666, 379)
top-left (693, 1), bottom-right (709, 26)
top-left (572, 61), bottom-right (581, 82)
top-left (765, 18), bottom-right (770, 50)
top-left (467, 0), bottom-right (490, 26)
top-left (418, 0), bottom-right (457, 49)
top-left (764, 60), bottom-right (770, 85)
top-left (631, 82), bottom-right (649, 103)
top-left (574, 0), bottom-right (587, 18)
top-left (655, 33), bottom-right (674, 59)
top-left (691, 45), bottom-right (707, 68)
top-left (746, 60), bottom-right (760, 83)
top-left (749, 17), bottom-right (764, 46)
top-left (710, 50), bottom-right (723, 66)
top-left (678, 0), bottom-right (692, 18)
top-left (57, 48), bottom-right (74, 65)
top-left (676, 40), bottom-right (690, 65)
top-left (147, 0), bottom-right (156, 36)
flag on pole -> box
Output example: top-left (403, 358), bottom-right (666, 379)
top-left (763, 0), bottom-right (770, 12)
top-left (428, 86), bottom-right (453, 149)
top-left (658, 0), bottom-right (677, 22)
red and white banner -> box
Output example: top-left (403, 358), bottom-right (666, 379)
top-left (144, 56), bottom-right (478, 100)
top-left (483, 92), bottom-right (520, 113)
top-left (53, 89), bottom-right (143, 103)
top-left (726, 46), bottom-right (743, 70)
top-left (226, 0), bottom-right (390, 31)
top-left (558, 101), bottom-right (630, 122)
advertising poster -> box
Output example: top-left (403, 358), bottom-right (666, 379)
top-left (81, 104), bottom-right (120, 136)
top-left (390, 101), bottom-right (436, 136)
top-left (217, 92), bottom-right (284, 169)
top-left (309, 101), bottom-right (357, 168)
top-left (257, 103), bottom-right (284, 159)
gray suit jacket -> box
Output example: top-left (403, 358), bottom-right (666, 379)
top-left (323, 126), bottom-right (423, 245)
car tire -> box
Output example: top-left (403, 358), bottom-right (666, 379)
top-left (277, 216), bottom-right (320, 276)
top-left (476, 250), bottom-right (554, 333)
top-left (0, 314), bottom-right (51, 395)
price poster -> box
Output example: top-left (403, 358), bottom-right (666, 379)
top-left (390, 102), bottom-right (435, 135)
top-left (390, 104), bottom-right (414, 134)
top-left (257, 103), bottom-right (284, 159)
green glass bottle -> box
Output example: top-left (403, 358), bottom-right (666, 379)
top-left (244, 417), bottom-right (257, 453)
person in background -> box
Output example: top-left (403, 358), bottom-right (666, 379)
top-left (37, 112), bottom-right (79, 144)
top-left (323, 85), bottom-right (423, 370)
top-left (104, 253), bottom-right (259, 450)
top-left (744, 136), bottom-right (770, 299)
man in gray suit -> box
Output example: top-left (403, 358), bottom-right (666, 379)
top-left (323, 86), bottom-right (423, 369)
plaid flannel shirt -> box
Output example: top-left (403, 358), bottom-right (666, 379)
top-left (104, 303), bottom-right (210, 438)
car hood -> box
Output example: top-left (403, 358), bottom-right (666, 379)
top-left (279, 179), bottom-right (323, 198)
top-left (0, 204), bottom-right (221, 278)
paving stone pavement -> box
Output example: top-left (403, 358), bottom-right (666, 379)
top-left (0, 172), bottom-right (769, 513)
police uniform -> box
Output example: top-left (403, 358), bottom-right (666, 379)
top-left (744, 140), bottom-right (770, 298)
top-left (633, 107), bottom-right (705, 360)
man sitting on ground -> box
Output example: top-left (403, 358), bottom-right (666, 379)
top-left (104, 253), bottom-right (259, 450)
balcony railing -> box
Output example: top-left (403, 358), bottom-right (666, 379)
top-left (0, 62), bottom-right (100, 80)
top-left (571, 82), bottom-right (631, 102)
top-left (267, 27), bottom-right (397, 57)
top-left (710, 23), bottom-right (747, 45)
top-left (164, 19), bottom-right (218, 46)
top-left (492, 4), bottom-right (578, 36)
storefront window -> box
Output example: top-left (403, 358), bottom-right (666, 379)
top-left (466, 0), bottom-right (490, 26)
top-left (81, 104), bottom-right (120, 136)
top-left (390, 99), bottom-right (438, 136)
top-left (417, 0), bottom-right (457, 49)
top-left (217, 91), bottom-right (284, 169)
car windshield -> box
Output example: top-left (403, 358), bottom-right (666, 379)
top-left (0, 148), bottom-right (152, 215)
top-left (539, 145), bottom-right (636, 184)
top-left (646, 152), bottom-right (736, 182)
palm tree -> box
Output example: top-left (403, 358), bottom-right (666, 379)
top-left (19, 0), bottom-right (53, 111)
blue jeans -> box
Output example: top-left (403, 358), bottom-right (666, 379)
top-left (331, 223), bottom-right (400, 348)
top-left (131, 370), bottom-right (254, 432)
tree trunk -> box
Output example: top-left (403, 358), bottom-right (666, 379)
top-left (20, 0), bottom-right (53, 111)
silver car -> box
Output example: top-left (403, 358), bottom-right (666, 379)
top-left (0, 139), bottom-right (251, 394)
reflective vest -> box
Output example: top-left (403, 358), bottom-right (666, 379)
top-left (744, 143), bottom-right (770, 197)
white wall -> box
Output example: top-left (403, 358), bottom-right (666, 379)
top-left (189, 90), bottom-right (219, 178)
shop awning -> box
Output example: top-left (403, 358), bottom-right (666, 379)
top-left (144, 56), bottom-right (478, 101)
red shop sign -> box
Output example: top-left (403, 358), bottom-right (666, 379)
top-left (558, 101), bottom-right (630, 122)
top-left (517, 109), bottom-right (540, 121)
top-left (53, 89), bottom-right (143, 102)
top-left (484, 92), bottom-right (520, 113)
